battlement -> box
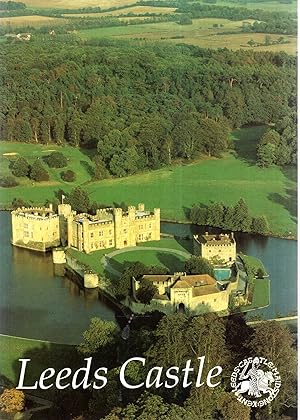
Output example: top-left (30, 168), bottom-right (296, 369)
top-left (11, 201), bottom-right (160, 253)
top-left (12, 204), bottom-right (57, 220)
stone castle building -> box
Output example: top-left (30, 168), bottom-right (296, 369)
top-left (133, 271), bottom-right (237, 313)
top-left (11, 203), bottom-right (160, 253)
top-left (193, 232), bottom-right (236, 265)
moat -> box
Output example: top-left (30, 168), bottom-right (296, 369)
top-left (0, 212), bottom-right (297, 344)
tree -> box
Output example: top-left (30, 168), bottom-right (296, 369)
top-left (185, 256), bottom-right (214, 277)
top-left (247, 321), bottom-right (297, 416)
top-left (251, 215), bottom-right (269, 234)
top-left (68, 186), bottom-right (90, 213)
top-left (11, 197), bottom-right (27, 209)
top-left (11, 157), bottom-right (30, 177)
top-left (29, 159), bottom-right (49, 182)
top-left (190, 204), bottom-right (208, 225)
top-left (93, 155), bottom-right (109, 180)
top-left (0, 388), bottom-right (25, 413)
top-left (102, 392), bottom-right (190, 420)
top-left (136, 279), bottom-right (158, 304)
top-left (184, 314), bottom-right (229, 419)
top-left (232, 198), bottom-right (252, 232)
top-left (0, 176), bottom-right (19, 187)
top-left (44, 151), bottom-right (68, 168)
top-left (198, 118), bottom-right (229, 157)
top-left (178, 15), bottom-right (192, 25)
top-left (78, 318), bottom-right (118, 368)
top-left (217, 392), bottom-right (251, 420)
top-left (61, 170), bottom-right (76, 182)
top-left (206, 202), bottom-right (225, 227)
top-left (116, 262), bottom-right (148, 300)
top-left (257, 142), bottom-right (276, 168)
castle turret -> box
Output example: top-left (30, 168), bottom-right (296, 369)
top-left (138, 203), bottom-right (145, 212)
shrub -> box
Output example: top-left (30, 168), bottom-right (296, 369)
top-left (44, 151), bottom-right (68, 168)
top-left (61, 169), bottom-right (76, 182)
top-left (29, 159), bottom-right (49, 182)
top-left (0, 388), bottom-right (25, 413)
top-left (11, 156), bottom-right (30, 177)
top-left (12, 197), bottom-right (27, 208)
top-left (0, 176), bottom-right (19, 187)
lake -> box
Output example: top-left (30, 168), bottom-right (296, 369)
top-left (0, 213), bottom-right (297, 344)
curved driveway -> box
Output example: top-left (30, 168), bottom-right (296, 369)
top-left (101, 246), bottom-right (192, 276)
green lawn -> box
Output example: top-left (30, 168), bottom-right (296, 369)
top-left (67, 238), bottom-right (191, 277)
top-left (243, 278), bottom-right (270, 310)
top-left (0, 142), bottom-right (94, 205)
top-left (112, 248), bottom-right (188, 272)
top-left (0, 335), bottom-right (78, 397)
top-left (0, 126), bottom-right (297, 236)
top-left (240, 254), bottom-right (268, 276)
top-left (67, 247), bottom-right (111, 276)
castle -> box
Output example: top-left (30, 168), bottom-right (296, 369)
top-left (11, 203), bottom-right (160, 253)
top-left (133, 271), bottom-right (237, 313)
top-left (193, 232), bottom-right (236, 265)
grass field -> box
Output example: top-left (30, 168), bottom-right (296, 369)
top-left (78, 18), bottom-right (297, 54)
top-left (0, 126), bottom-right (297, 236)
top-left (63, 6), bottom-right (177, 17)
top-left (23, 0), bottom-right (136, 9)
top-left (0, 15), bottom-right (67, 26)
top-left (217, 0), bottom-right (297, 13)
top-left (0, 143), bottom-right (94, 203)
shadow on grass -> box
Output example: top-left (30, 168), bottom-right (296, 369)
top-left (156, 252), bottom-right (185, 273)
top-left (174, 236), bottom-right (194, 254)
top-left (232, 125), bottom-right (267, 166)
top-left (80, 160), bottom-right (94, 178)
top-left (105, 257), bottom-right (124, 275)
top-left (268, 187), bottom-right (297, 222)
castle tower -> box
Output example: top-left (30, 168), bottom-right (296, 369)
top-left (82, 219), bottom-right (90, 253)
top-left (138, 203), bottom-right (145, 212)
top-left (113, 208), bottom-right (123, 249)
top-left (128, 206), bottom-right (137, 247)
top-left (153, 208), bottom-right (161, 241)
top-left (58, 204), bottom-right (72, 247)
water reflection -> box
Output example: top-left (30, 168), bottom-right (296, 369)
top-left (161, 222), bottom-right (297, 319)
top-left (0, 212), bottom-right (116, 344)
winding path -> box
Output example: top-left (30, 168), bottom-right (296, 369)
top-left (101, 246), bottom-right (192, 276)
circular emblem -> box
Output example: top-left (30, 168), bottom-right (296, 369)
top-left (230, 357), bottom-right (281, 408)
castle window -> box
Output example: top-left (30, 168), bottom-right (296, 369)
top-left (149, 223), bottom-right (152, 228)
top-left (91, 232), bottom-right (94, 238)
top-left (24, 231), bottom-right (29, 237)
top-left (214, 299), bottom-right (217, 302)
top-left (24, 224), bottom-right (28, 229)
top-left (139, 225), bottom-right (143, 230)
top-left (109, 230), bottom-right (112, 235)
top-left (91, 243), bottom-right (94, 249)
top-left (149, 232), bottom-right (152, 239)
top-left (123, 229), bottom-right (127, 234)
top-left (99, 231), bottom-right (103, 236)
top-left (109, 239), bottom-right (113, 246)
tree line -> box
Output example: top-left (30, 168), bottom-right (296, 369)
top-left (256, 126), bottom-right (296, 167)
top-left (190, 198), bottom-right (269, 234)
top-left (0, 39), bottom-right (296, 177)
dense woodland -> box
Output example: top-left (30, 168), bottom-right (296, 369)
top-left (17, 314), bottom-right (294, 420)
top-left (0, 39), bottom-right (296, 177)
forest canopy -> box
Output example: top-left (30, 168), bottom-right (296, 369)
top-left (0, 38), bottom-right (296, 175)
